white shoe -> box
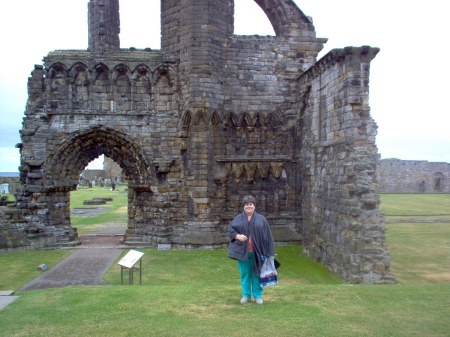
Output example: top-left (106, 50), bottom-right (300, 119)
top-left (255, 298), bottom-right (263, 305)
top-left (240, 297), bottom-right (250, 304)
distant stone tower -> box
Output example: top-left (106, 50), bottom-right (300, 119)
top-left (103, 157), bottom-right (123, 182)
top-left (1, 0), bottom-right (395, 284)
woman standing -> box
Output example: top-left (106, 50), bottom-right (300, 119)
top-left (228, 195), bottom-right (275, 304)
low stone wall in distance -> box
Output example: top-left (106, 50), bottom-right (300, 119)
top-left (377, 159), bottom-right (450, 193)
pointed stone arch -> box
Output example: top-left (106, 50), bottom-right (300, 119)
top-left (132, 64), bottom-right (151, 81)
top-left (251, 112), bottom-right (262, 127)
top-left (181, 110), bottom-right (193, 127)
top-left (264, 111), bottom-right (283, 127)
top-left (69, 62), bottom-right (89, 84)
top-left (153, 63), bottom-right (175, 86)
top-left (223, 111), bottom-right (239, 127)
top-left (47, 62), bottom-right (67, 79)
top-left (93, 63), bottom-right (110, 81)
top-left (193, 109), bottom-right (208, 125)
top-left (112, 63), bottom-right (131, 82)
top-left (252, 0), bottom-right (314, 37)
top-left (211, 110), bottom-right (221, 126)
top-left (242, 112), bottom-right (253, 127)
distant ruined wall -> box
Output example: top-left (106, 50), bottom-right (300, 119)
top-left (377, 159), bottom-right (450, 193)
top-left (0, 0), bottom-right (395, 284)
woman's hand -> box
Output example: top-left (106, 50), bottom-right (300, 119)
top-left (235, 234), bottom-right (248, 242)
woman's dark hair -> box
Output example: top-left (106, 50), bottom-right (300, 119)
top-left (242, 195), bottom-right (256, 205)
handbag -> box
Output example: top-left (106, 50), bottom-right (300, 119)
top-left (260, 256), bottom-right (278, 288)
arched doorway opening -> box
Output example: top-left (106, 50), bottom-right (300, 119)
top-left (43, 126), bottom-right (153, 246)
top-left (71, 156), bottom-right (129, 244)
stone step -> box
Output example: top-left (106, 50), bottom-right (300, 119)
top-left (45, 240), bottom-right (81, 248)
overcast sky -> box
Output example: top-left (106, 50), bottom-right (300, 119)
top-left (0, 0), bottom-right (449, 172)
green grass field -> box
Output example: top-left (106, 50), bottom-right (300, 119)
top-left (379, 194), bottom-right (450, 285)
top-left (0, 193), bottom-right (448, 336)
top-left (379, 193), bottom-right (450, 214)
top-left (70, 186), bottom-right (128, 235)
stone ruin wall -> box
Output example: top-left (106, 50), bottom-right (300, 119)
top-left (377, 159), bottom-right (450, 193)
top-left (0, 0), bottom-right (395, 284)
top-left (298, 47), bottom-right (394, 283)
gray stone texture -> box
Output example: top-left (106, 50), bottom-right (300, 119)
top-left (377, 159), bottom-right (450, 193)
top-left (0, 0), bottom-right (395, 284)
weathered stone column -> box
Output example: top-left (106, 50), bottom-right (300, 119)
top-left (88, 0), bottom-right (120, 54)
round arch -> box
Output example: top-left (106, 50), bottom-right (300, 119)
top-left (44, 126), bottom-right (153, 190)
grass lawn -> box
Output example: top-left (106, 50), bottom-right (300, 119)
top-left (379, 194), bottom-right (450, 285)
top-left (386, 222), bottom-right (449, 284)
top-left (0, 193), bottom-right (15, 202)
top-left (0, 283), bottom-right (448, 337)
top-left (0, 193), bottom-right (448, 336)
top-left (70, 186), bottom-right (128, 235)
top-left (379, 193), bottom-right (450, 214)
top-left (0, 250), bottom-right (73, 291)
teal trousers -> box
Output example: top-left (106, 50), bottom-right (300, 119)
top-left (238, 252), bottom-right (263, 299)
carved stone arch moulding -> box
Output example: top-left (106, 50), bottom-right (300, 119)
top-left (180, 109), bottom-right (224, 127)
top-left (181, 110), bottom-right (193, 127)
top-left (44, 126), bottom-right (153, 189)
top-left (112, 63), bottom-right (131, 81)
top-left (241, 112), bottom-right (253, 127)
top-left (223, 111), bottom-right (239, 127)
top-left (153, 63), bottom-right (175, 86)
top-left (47, 62), bottom-right (67, 79)
top-left (68, 62), bottom-right (89, 84)
top-left (222, 160), bottom-right (286, 182)
top-left (193, 109), bottom-right (209, 125)
top-left (93, 63), bottom-right (110, 81)
top-left (210, 110), bottom-right (221, 126)
top-left (132, 64), bottom-right (151, 80)
top-left (250, 112), bottom-right (262, 127)
top-left (264, 111), bottom-right (283, 128)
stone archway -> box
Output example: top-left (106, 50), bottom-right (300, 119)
top-left (25, 126), bottom-right (154, 247)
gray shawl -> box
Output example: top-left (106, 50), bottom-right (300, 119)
top-left (227, 212), bottom-right (275, 276)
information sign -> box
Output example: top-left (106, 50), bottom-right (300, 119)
top-left (118, 250), bottom-right (144, 269)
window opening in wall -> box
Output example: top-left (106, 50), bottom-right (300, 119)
top-left (419, 180), bottom-right (425, 193)
top-left (71, 156), bottom-right (128, 245)
top-left (234, 0), bottom-right (275, 35)
top-left (433, 172), bottom-right (444, 191)
top-left (119, 0), bottom-right (161, 49)
top-left (434, 177), bottom-right (442, 191)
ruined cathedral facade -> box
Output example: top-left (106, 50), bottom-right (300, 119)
top-left (1, 0), bottom-right (395, 283)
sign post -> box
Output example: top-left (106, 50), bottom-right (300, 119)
top-left (118, 250), bottom-right (144, 285)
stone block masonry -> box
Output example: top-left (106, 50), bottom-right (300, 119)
top-left (377, 159), bottom-right (450, 193)
top-left (0, 0), bottom-right (395, 283)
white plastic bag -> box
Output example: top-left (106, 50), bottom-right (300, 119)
top-left (260, 256), bottom-right (278, 287)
